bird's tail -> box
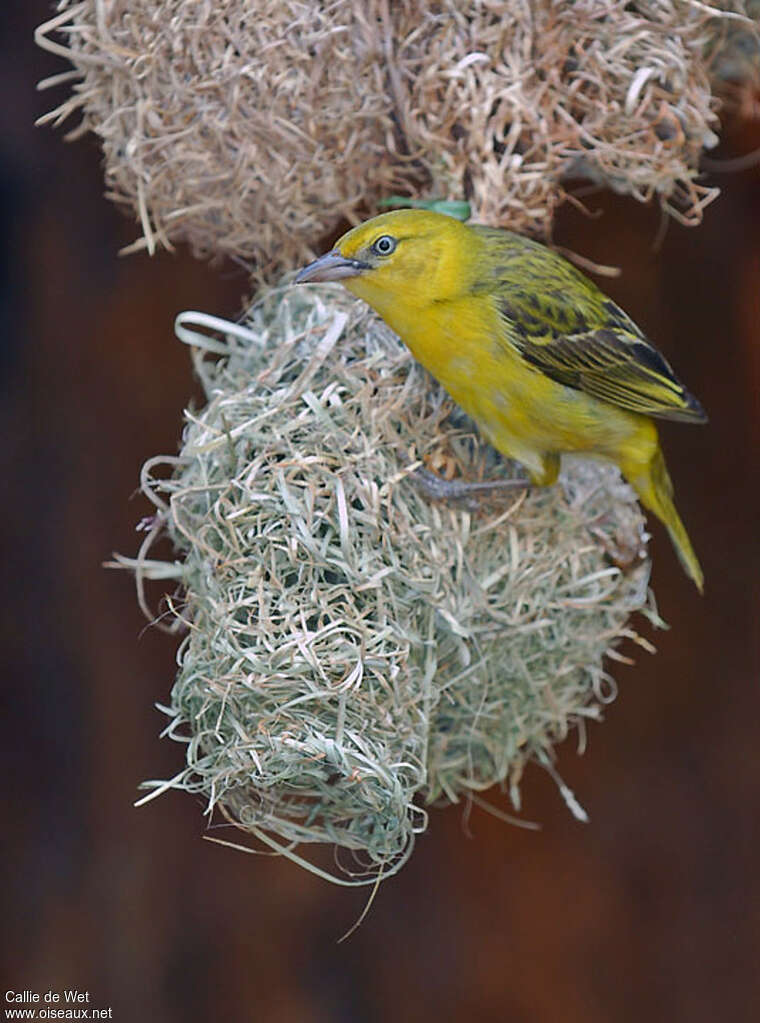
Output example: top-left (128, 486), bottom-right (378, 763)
top-left (623, 445), bottom-right (704, 593)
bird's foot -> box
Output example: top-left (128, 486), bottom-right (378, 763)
top-left (411, 467), bottom-right (530, 509)
top-left (588, 520), bottom-right (646, 573)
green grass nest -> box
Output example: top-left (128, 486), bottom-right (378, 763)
top-left (130, 285), bottom-right (658, 884)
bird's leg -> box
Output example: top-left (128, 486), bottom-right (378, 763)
top-left (411, 467), bottom-right (531, 507)
top-left (529, 452), bottom-right (560, 487)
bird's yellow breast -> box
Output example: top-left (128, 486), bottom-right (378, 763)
top-left (355, 283), bottom-right (639, 472)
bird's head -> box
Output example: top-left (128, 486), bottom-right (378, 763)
top-left (295, 209), bottom-right (473, 318)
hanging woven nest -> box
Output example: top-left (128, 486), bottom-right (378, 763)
top-left (36, 0), bottom-right (758, 277)
top-left (124, 285), bottom-right (659, 883)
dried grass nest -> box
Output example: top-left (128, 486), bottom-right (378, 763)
top-left (37, 1), bottom-right (758, 278)
top-left (129, 285), bottom-right (660, 884)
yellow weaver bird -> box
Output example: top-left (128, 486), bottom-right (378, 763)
top-left (296, 209), bottom-right (706, 591)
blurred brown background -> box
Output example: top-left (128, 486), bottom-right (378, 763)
top-left (3, 3), bottom-right (759, 1021)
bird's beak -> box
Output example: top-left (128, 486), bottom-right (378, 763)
top-left (295, 250), bottom-right (370, 284)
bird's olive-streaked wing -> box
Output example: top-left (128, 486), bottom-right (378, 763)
top-left (497, 293), bottom-right (707, 424)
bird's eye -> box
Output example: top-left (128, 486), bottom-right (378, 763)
top-left (372, 235), bottom-right (397, 256)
